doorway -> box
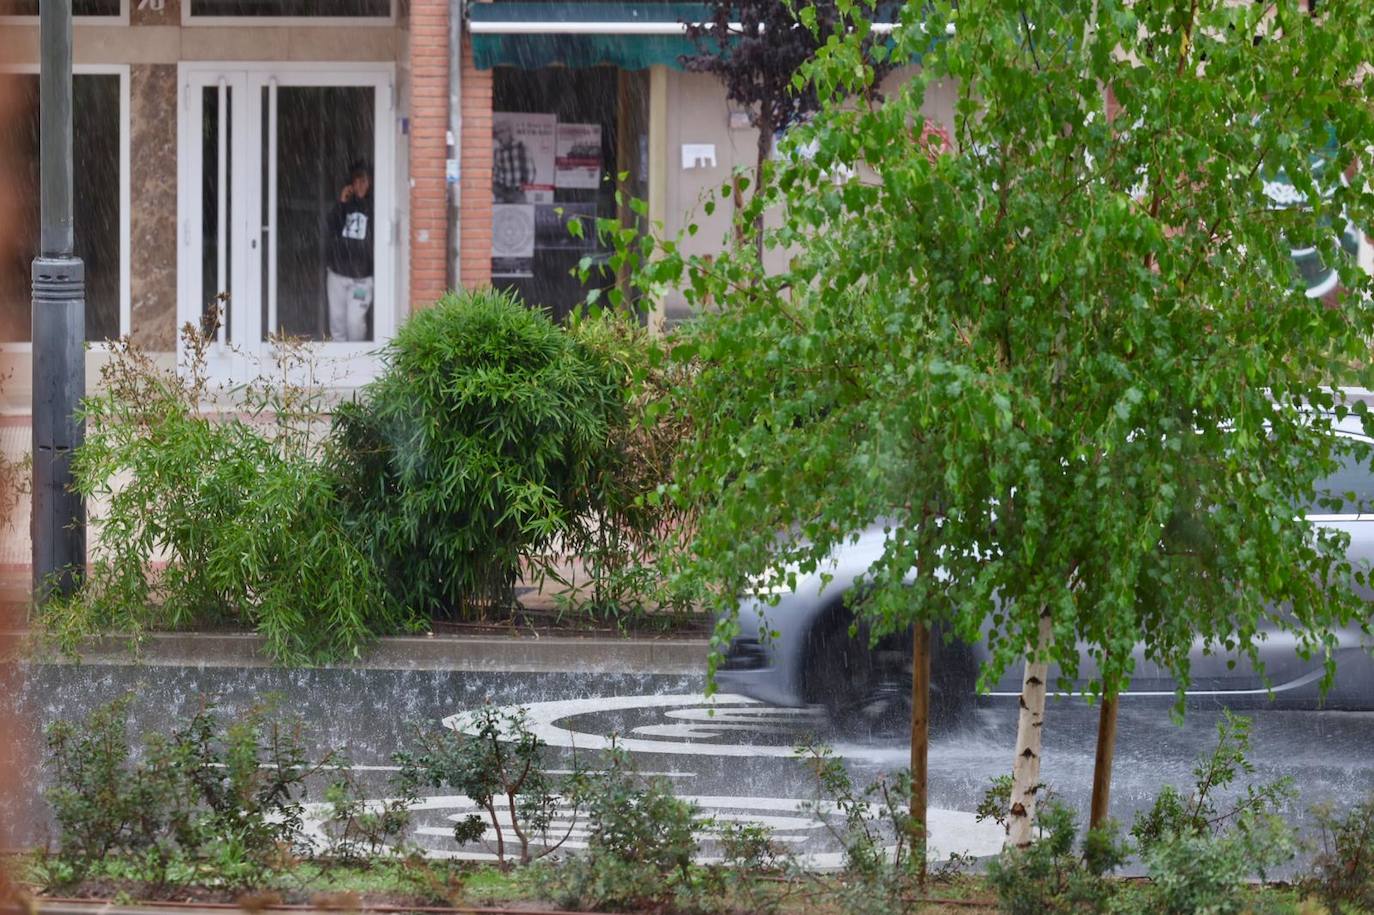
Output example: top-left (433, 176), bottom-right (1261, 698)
top-left (177, 63), bottom-right (394, 384)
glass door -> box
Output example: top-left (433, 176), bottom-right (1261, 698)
top-left (184, 69), bottom-right (249, 380)
top-left (180, 64), bottom-right (393, 385)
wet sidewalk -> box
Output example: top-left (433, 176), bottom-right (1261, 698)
top-left (1, 414), bottom-right (28, 603)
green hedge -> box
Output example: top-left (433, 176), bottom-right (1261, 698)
top-left (52, 337), bottom-right (407, 664)
top-left (43, 290), bottom-right (685, 660)
top-left (329, 288), bottom-right (627, 619)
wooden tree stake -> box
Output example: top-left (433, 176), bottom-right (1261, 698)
top-left (1089, 692), bottom-right (1119, 830)
top-left (911, 621), bottom-right (931, 887)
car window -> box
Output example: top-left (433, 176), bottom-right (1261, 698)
top-left (1308, 442), bottom-right (1374, 514)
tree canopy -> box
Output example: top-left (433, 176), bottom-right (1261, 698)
top-left (682, 0), bottom-right (894, 166)
top-left (629, 0), bottom-right (1374, 711)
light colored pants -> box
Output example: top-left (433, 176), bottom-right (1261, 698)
top-left (326, 269), bottom-right (374, 342)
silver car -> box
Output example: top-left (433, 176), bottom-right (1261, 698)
top-left (716, 415), bottom-right (1374, 735)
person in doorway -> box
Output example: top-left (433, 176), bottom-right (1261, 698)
top-left (326, 161), bottom-right (374, 342)
top-left (493, 124), bottom-right (532, 204)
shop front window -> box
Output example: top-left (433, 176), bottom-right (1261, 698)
top-left (188, 0), bottom-right (390, 17)
top-left (0, 72), bottom-right (123, 344)
top-left (492, 66), bottom-right (649, 322)
top-left (0, 0), bottom-right (120, 16)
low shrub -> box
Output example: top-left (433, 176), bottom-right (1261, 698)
top-left (1129, 815), bottom-right (1295, 915)
top-left (395, 704), bottom-right (566, 867)
top-left (1131, 710), bottom-right (1295, 855)
top-left (329, 288), bottom-right (628, 620)
top-left (1300, 793), bottom-right (1374, 914)
top-left (554, 311), bottom-right (702, 626)
top-left (676, 819), bottom-right (792, 915)
top-left (316, 764), bottom-right (418, 863)
top-left (43, 695), bottom-right (330, 889)
top-left (987, 802), bottom-right (1128, 915)
top-left (543, 745), bottom-right (699, 911)
top-left (1122, 711), bottom-right (1297, 915)
top-left (45, 330), bottom-right (408, 664)
top-left (794, 743), bottom-right (930, 915)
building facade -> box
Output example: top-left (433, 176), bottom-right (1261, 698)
top-left (0, 1), bottom-right (1365, 408)
top-left (1, 0), bottom-right (420, 404)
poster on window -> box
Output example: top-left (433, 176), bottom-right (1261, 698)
top-left (492, 204), bottom-right (535, 278)
top-left (535, 203), bottom-right (597, 251)
top-left (555, 123), bottom-right (603, 190)
top-left (493, 112), bottom-right (556, 205)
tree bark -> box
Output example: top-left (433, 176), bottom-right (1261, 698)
top-left (910, 622), bottom-right (931, 887)
top-left (749, 111), bottom-right (773, 262)
top-left (1007, 609), bottom-right (1053, 849)
top-left (1088, 693), bottom-right (1119, 831)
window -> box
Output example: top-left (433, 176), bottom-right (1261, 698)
top-left (188, 0), bottom-right (389, 17)
top-left (0, 0), bottom-right (120, 16)
top-left (0, 72), bottom-right (124, 344)
top-left (491, 66), bottom-right (649, 322)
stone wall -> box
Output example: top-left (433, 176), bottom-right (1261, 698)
top-left (129, 64), bottom-right (178, 350)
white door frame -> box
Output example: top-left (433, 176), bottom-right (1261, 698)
top-left (176, 60), bottom-right (396, 388)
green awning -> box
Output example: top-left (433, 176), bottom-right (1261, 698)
top-left (468, 3), bottom-right (709, 71)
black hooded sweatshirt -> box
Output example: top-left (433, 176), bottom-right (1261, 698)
top-left (327, 193), bottom-right (374, 279)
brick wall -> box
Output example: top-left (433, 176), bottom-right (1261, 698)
top-left (459, 38), bottom-right (493, 289)
top-left (408, 0), bottom-right (450, 308)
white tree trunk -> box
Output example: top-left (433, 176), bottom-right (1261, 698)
top-left (1007, 608), bottom-right (1054, 849)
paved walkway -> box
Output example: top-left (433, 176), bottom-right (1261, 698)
top-left (1, 416), bottom-right (27, 602)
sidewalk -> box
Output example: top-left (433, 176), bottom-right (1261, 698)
top-left (12, 629), bottom-right (708, 674)
top-left (28, 900), bottom-right (596, 915)
top-left (1, 415), bottom-right (27, 603)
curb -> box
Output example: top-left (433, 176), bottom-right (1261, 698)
top-left (30, 901), bottom-right (608, 915)
top-left (9, 631), bottom-right (710, 675)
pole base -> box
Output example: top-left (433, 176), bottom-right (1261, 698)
top-left (31, 254), bottom-right (86, 601)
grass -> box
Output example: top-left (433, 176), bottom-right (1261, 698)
top-left (4, 853), bottom-right (1342, 914)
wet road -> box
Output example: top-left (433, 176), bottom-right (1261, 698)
top-left (9, 661), bottom-right (1374, 863)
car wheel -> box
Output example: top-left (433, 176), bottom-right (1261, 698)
top-left (808, 609), bottom-right (975, 739)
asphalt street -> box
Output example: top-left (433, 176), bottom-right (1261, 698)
top-left (8, 660), bottom-right (1374, 865)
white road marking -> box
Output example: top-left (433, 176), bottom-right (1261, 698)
top-left (301, 792), bottom-right (1005, 866)
top-left (444, 693), bottom-right (817, 758)
top-left (445, 693), bottom-right (915, 762)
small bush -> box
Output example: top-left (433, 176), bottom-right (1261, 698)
top-left (46, 330), bottom-right (408, 664)
top-left (1131, 711), bottom-right (1294, 855)
top-left (1119, 711), bottom-right (1297, 915)
top-left (794, 743), bottom-right (930, 915)
top-left (395, 705), bottom-right (565, 867)
top-left (555, 311), bottom-right (702, 626)
top-left (330, 288), bottom-right (627, 619)
top-left (317, 764), bottom-right (418, 862)
top-left (987, 802), bottom-right (1128, 915)
top-left (43, 696), bottom-right (331, 889)
top-left (665, 818), bottom-right (790, 913)
top-left (1129, 814), bottom-right (1295, 915)
top-left (544, 745), bottom-right (699, 911)
top-left (1300, 794), bottom-right (1374, 914)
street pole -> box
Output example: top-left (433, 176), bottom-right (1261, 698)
top-left (31, 0), bottom-right (86, 602)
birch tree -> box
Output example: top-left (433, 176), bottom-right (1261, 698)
top-left (613, 0), bottom-right (1374, 852)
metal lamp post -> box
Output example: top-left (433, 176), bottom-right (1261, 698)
top-left (31, 0), bottom-right (86, 601)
